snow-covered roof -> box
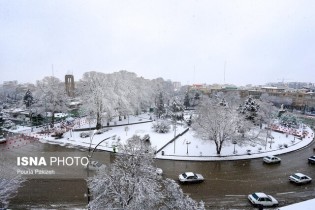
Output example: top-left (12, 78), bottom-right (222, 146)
top-left (69, 101), bottom-right (81, 105)
top-left (293, 172), bottom-right (306, 177)
top-left (277, 199), bottom-right (315, 210)
top-left (261, 86), bottom-right (285, 90)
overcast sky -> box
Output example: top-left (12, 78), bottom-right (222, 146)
top-left (1, 0), bottom-right (315, 86)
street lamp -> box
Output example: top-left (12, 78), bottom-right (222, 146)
top-left (86, 129), bottom-right (96, 205)
top-left (186, 141), bottom-right (191, 155)
top-left (268, 138), bottom-right (275, 149)
top-left (88, 130), bottom-right (97, 153)
top-left (173, 118), bottom-right (177, 154)
top-left (232, 140), bottom-right (237, 154)
top-left (88, 135), bottom-right (116, 159)
top-left (86, 134), bottom-right (116, 206)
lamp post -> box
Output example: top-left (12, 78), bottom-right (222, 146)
top-left (30, 108), bottom-right (33, 132)
top-left (89, 135), bottom-right (116, 159)
top-left (86, 134), bottom-right (116, 206)
top-left (232, 140), bottom-right (237, 154)
top-left (186, 141), bottom-right (191, 155)
top-left (268, 138), bottom-right (275, 149)
top-left (86, 129), bottom-right (96, 205)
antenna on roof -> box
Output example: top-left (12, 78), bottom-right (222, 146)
top-left (224, 61), bottom-right (226, 84)
top-left (52, 64), bottom-right (54, 77)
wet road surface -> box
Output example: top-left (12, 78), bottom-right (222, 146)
top-left (2, 136), bottom-right (315, 209)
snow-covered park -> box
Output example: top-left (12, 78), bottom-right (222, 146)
top-left (5, 113), bottom-right (315, 161)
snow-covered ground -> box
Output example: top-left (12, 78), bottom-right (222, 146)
top-left (4, 113), bottom-right (315, 161)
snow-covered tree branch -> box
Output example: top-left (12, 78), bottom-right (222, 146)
top-left (87, 135), bottom-right (204, 210)
top-left (35, 76), bottom-right (68, 125)
top-left (192, 98), bottom-right (238, 155)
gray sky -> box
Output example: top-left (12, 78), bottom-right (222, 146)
top-left (1, 0), bottom-right (315, 86)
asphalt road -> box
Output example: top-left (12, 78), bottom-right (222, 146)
top-left (3, 136), bottom-right (315, 209)
top-left (156, 140), bottom-right (315, 209)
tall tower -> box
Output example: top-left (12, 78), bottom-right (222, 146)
top-left (65, 74), bottom-right (75, 97)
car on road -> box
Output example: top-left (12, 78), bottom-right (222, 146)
top-left (308, 156), bottom-right (315, 164)
top-left (178, 172), bottom-right (204, 183)
top-left (80, 132), bottom-right (90, 138)
top-left (156, 168), bottom-right (163, 176)
top-left (289, 173), bottom-right (312, 184)
top-left (248, 192), bottom-right (278, 207)
top-left (263, 155), bottom-right (281, 164)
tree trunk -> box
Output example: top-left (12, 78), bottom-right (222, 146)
top-left (214, 141), bottom-right (221, 155)
top-left (51, 111), bottom-right (55, 128)
top-left (96, 112), bottom-right (102, 129)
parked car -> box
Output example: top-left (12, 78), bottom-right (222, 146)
top-left (156, 168), bottom-right (163, 176)
top-left (0, 135), bottom-right (6, 144)
top-left (178, 172), bottom-right (204, 183)
top-left (308, 156), bottom-right (315, 164)
top-left (3, 120), bottom-right (15, 129)
top-left (80, 132), bottom-right (90, 138)
top-left (263, 155), bottom-right (281, 164)
top-left (289, 173), bottom-right (312, 184)
top-left (95, 128), bottom-right (112, 135)
top-left (248, 192), bottom-right (278, 207)
top-left (51, 132), bottom-right (64, 139)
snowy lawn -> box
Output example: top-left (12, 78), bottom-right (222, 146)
top-left (6, 113), bottom-right (315, 161)
top-left (156, 125), bottom-right (314, 161)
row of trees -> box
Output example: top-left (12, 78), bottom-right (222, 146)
top-left (13, 71), bottom-right (177, 128)
top-left (78, 71), bottom-right (176, 129)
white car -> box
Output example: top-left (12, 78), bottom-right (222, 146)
top-left (289, 173), bottom-right (312, 184)
top-left (263, 155), bottom-right (281, 164)
top-left (178, 172), bottom-right (204, 183)
top-left (80, 132), bottom-right (90, 138)
top-left (0, 135), bottom-right (6, 144)
top-left (248, 192), bottom-right (279, 207)
top-left (156, 168), bottom-right (163, 176)
top-left (308, 156), bottom-right (315, 164)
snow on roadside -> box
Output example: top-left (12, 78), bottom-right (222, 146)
top-left (6, 115), bottom-right (314, 161)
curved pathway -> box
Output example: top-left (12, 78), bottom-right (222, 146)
top-left (155, 126), bottom-right (314, 161)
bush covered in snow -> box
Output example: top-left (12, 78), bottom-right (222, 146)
top-left (152, 120), bottom-right (171, 133)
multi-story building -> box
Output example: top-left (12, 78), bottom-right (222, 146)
top-left (172, 82), bottom-right (181, 91)
top-left (195, 84), bottom-right (315, 110)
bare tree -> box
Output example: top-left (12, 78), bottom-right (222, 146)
top-left (87, 135), bottom-right (204, 210)
top-left (35, 76), bottom-right (68, 125)
top-left (192, 98), bottom-right (238, 155)
top-left (79, 72), bottom-right (116, 129)
top-left (258, 95), bottom-right (278, 127)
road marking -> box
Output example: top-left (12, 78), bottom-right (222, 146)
top-left (276, 192), bottom-right (295, 195)
top-left (225, 195), bottom-right (246, 197)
